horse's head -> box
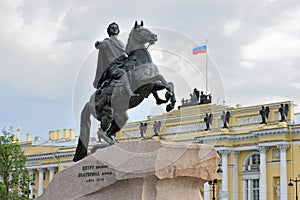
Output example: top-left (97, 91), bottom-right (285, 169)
top-left (126, 21), bottom-right (157, 53)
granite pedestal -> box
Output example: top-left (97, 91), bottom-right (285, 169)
top-left (39, 140), bottom-right (219, 200)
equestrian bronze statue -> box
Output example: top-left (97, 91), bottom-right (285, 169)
top-left (73, 21), bottom-right (176, 162)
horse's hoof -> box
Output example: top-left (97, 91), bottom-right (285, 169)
top-left (98, 130), bottom-right (116, 145)
top-left (108, 135), bottom-right (118, 143)
top-left (166, 104), bottom-right (174, 112)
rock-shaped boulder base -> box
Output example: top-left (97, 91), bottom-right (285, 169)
top-left (39, 140), bottom-right (219, 200)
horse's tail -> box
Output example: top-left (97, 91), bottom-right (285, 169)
top-left (73, 102), bottom-right (91, 162)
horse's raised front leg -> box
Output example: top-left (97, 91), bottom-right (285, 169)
top-left (151, 82), bottom-right (176, 112)
top-left (141, 74), bottom-right (172, 91)
top-left (151, 83), bottom-right (169, 105)
top-left (165, 82), bottom-right (176, 112)
top-left (152, 91), bottom-right (169, 105)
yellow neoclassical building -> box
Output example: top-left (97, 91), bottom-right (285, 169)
top-left (19, 100), bottom-right (300, 200)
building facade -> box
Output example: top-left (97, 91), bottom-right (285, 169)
top-left (20, 101), bottom-right (300, 199)
top-left (20, 129), bottom-right (79, 199)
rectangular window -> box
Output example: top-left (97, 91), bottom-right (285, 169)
top-left (252, 179), bottom-right (259, 200)
top-left (245, 179), bottom-right (260, 200)
top-left (43, 172), bottom-right (46, 181)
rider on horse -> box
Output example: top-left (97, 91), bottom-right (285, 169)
top-left (73, 21), bottom-right (176, 162)
top-left (93, 22), bottom-right (139, 97)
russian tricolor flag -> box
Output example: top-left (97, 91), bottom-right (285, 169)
top-left (192, 44), bottom-right (207, 55)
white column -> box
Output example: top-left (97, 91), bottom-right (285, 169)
top-left (28, 170), bottom-right (34, 199)
top-left (248, 180), bottom-right (252, 200)
top-left (258, 146), bottom-right (268, 200)
top-left (37, 168), bottom-right (44, 196)
top-left (277, 144), bottom-right (289, 200)
top-left (221, 150), bottom-right (230, 200)
top-left (49, 167), bottom-right (55, 182)
top-left (204, 182), bottom-right (210, 200)
top-left (242, 179), bottom-right (247, 200)
top-left (232, 151), bottom-right (239, 200)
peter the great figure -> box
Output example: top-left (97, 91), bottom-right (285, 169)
top-left (73, 21), bottom-right (176, 162)
top-left (93, 22), bottom-right (138, 97)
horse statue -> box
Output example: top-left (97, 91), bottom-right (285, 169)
top-left (73, 21), bottom-right (176, 162)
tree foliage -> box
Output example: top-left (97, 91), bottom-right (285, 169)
top-left (0, 127), bottom-right (31, 200)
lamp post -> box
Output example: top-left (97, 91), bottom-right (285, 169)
top-left (208, 179), bottom-right (218, 200)
top-left (289, 178), bottom-right (300, 200)
top-left (217, 164), bottom-right (223, 174)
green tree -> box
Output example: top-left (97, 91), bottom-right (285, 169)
top-left (0, 127), bottom-right (31, 200)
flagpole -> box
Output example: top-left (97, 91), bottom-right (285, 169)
top-left (205, 39), bottom-right (208, 94)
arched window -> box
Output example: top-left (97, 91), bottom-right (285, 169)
top-left (244, 153), bottom-right (260, 171)
top-left (242, 152), bottom-right (260, 200)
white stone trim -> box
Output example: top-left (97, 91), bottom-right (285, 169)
top-left (26, 161), bottom-right (74, 170)
top-left (166, 122), bottom-right (206, 133)
top-left (258, 146), bottom-right (268, 200)
top-left (196, 128), bottom-right (290, 144)
top-left (215, 147), bottom-right (232, 152)
top-left (49, 167), bottom-right (55, 182)
top-left (291, 140), bottom-right (300, 145)
top-left (204, 182), bottom-right (210, 200)
top-left (231, 145), bottom-right (258, 151)
top-left (37, 168), bottom-right (44, 196)
top-left (277, 144), bottom-right (289, 200)
top-left (232, 151), bottom-right (239, 200)
top-left (26, 151), bottom-right (74, 161)
top-left (162, 132), bottom-right (203, 139)
top-left (241, 172), bottom-right (260, 180)
top-left (220, 150), bottom-right (229, 200)
top-left (258, 141), bottom-right (290, 147)
top-left (252, 127), bottom-right (289, 136)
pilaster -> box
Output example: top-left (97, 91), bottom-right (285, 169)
top-left (277, 144), bottom-right (289, 200)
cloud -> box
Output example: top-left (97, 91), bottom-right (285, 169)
top-left (240, 61), bottom-right (254, 69)
top-left (241, 7), bottom-right (300, 62)
top-left (0, 0), bottom-right (93, 101)
top-left (289, 82), bottom-right (300, 90)
top-left (223, 18), bottom-right (241, 37)
top-left (1, 0), bottom-right (300, 139)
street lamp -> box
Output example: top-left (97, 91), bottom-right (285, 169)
top-left (217, 164), bottom-right (223, 174)
top-left (289, 178), bottom-right (300, 200)
top-left (208, 179), bottom-right (218, 200)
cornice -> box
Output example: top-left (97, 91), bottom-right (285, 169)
top-left (252, 127), bottom-right (289, 136)
top-left (258, 141), bottom-right (290, 147)
top-left (196, 127), bottom-right (292, 144)
top-left (26, 162), bottom-right (74, 170)
top-left (26, 151), bottom-right (74, 161)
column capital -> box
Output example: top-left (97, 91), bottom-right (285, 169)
top-left (277, 144), bottom-right (290, 152)
top-left (37, 168), bottom-right (44, 172)
top-left (219, 150), bottom-right (230, 156)
top-left (48, 167), bottom-right (55, 171)
top-left (258, 146), bottom-right (269, 153)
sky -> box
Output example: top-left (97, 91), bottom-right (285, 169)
top-left (1, 0), bottom-right (300, 140)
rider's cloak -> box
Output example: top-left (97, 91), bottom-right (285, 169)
top-left (93, 35), bottom-right (126, 88)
